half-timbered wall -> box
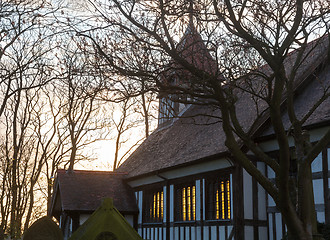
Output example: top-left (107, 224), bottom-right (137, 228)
top-left (265, 146), bottom-right (330, 240)
top-left (130, 132), bottom-right (329, 240)
top-left (130, 156), bottom-right (271, 240)
top-left (136, 178), bottom-right (235, 240)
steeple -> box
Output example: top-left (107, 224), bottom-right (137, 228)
top-left (158, 4), bottom-right (219, 127)
top-left (188, 0), bottom-right (194, 30)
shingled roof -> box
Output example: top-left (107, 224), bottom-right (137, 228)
top-left (118, 35), bottom-right (330, 179)
top-left (50, 169), bottom-right (138, 218)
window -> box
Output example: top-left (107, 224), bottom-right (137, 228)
top-left (158, 95), bottom-right (179, 125)
top-left (206, 176), bottom-right (231, 220)
top-left (176, 184), bottom-right (196, 221)
top-left (143, 190), bottom-right (164, 222)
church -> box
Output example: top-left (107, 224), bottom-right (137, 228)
top-left (49, 26), bottom-right (330, 240)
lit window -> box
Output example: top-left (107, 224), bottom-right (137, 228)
top-left (207, 176), bottom-right (231, 220)
top-left (176, 184), bottom-right (196, 221)
top-left (144, 190), bottom-right (164, 222)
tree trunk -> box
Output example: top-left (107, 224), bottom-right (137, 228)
top-left (68, 145), bottom-right (77, 172)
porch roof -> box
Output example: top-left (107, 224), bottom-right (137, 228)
top-left (51, 169), bottom-right (138, 215)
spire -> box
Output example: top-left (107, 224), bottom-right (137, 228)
top-left (188, 0), bottom-right (194, 30)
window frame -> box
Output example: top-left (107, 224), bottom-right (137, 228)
top-left (175, 182), bottom-right (196, 222)
top-left (205, 175), bottom-right (231, 221)
top-left (143, 188), bottom-right (164, 223)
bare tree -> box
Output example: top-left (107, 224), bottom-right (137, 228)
top-left (77, 0), bottom-right (330, 239)
top-left (0, 0), bottom-right (59, 117)
top-left (54, 43), bottom-right (109, 172)
top-left (109, 96), bottom-right (145, 170)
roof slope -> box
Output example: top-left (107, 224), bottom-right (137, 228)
top-left (69, 198), bottom-right (142, 240)
top-left (54, 169), bottom-right (138, 213)
top-left (261, 63), bottom-right (330, 137)
top-left (118, 36), bottom-right (329, 179)
top-left (23, 217), bottom-right (63, 240)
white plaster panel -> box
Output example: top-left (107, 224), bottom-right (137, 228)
top-left (160, 158), bottom-right (233, 180)
top-left (310, 127), bottom-right (330, 142)
top-left (268, 166), bottom-right (275, 179)
top-left (227, 226), bottom-right (233, 239)
top-left (259, 127), bottom-right (330, 152)
top-left (128, 175), bottom-right (164, 188)
top-left (196, 226), bottom-right (201, 240)
top-left (258, 162), bottom-right (266, 175)
top-left (180, 227), bottom-right (184, 240)
top-left (268, 195), bottom-right (276, 207)
top-left (317, 212), bottom-right (325, 223)
top-left (219, 226), bottom-right (225, 240)
top-left (313, 179), bottom-right (324, 204)
top-left (196, 180), bottom-right (201, 221)
top-left (202, 179), bottom-right (206, 221)
top-left (146, 228), bottom-right (150, 239)
top-left (79, 214), bottom-right (90, 225)
top-left (275, 213), bottom-right (282, 240)
top-left (211, 226), bottom-right (217, 240)
top-left (191, 226), bottom-right (195, 240)
top-left (170, 185), bottom-right (174, 222)
top-left (163, 227), bottom-right (166, 240)
top-left (138, 191), bottom-right (143, 224)
top-left (259, 227), bottom-right (268, 240)
top-left (258, 182), bottom-right (267, 220)
top-left (128, 158), bottom-right (233, 188)
top-left (328, 148), bottom-right (330, 168)
top-left (203, 226), bottom-right (209, 239)
top-left (244, 226), bottom-right (254, 240)
top-left (175, 227), bottom-right (179, 240)
top-left (243, 169), bottom-right (253, 219)
top-left (124, 215), bottom-right (134, 227)
top-left (170, 227), bottom-right (174, 240)
top-left (269, 213), bottom-right (273, 240)
top-left (155, 227), bottom-right (158, 240)
top-left (257, 163), bottom-right (267, 220)
top-left (151, 228), bottom-right (154, 240)
top-left (312, 153), bottom-right (322, 173)
top-left (143, 228), bottom-right (146, 239)
top-left (185, 226), bottom-right (190, 240)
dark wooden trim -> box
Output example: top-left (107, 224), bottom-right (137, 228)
top-left (282, 216), bottom-right (286, 239)
top-left (124, 152), bottom-right (232, 182)
top-left (140, 222), bottom-right (164, 228)
top-left (203, 220), bottom-right (233, 227)
top-left (272, 213), bottom-right (276, 240)
top-left (252, 172), bottom-right (259, 240)
top-left (265, 166), bottom-right (270, 240)
top-left (166, 184), bottom-right (170, 240)
top-left (267, 206), bottom-right (280, 213)
top-left (255, 121), bottom-right (330, 143)
top-left (233, 165), bottom-right (244, 239)
top-left (268, 204), bottom-right (325, 213)
top-left (243, 219), bottom-right (268, 227)
top-left (200, 179), bottom-right (204, 240)
top-left (323, 147), bottom-right (330, 224)
top-left (131, 167), bottom-right (235, 191)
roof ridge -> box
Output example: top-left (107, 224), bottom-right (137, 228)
top-left (57, 169), bottom-right (128, 175)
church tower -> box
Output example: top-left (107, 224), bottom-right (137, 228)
top-left (158, 8), bottom-right (217, 127)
